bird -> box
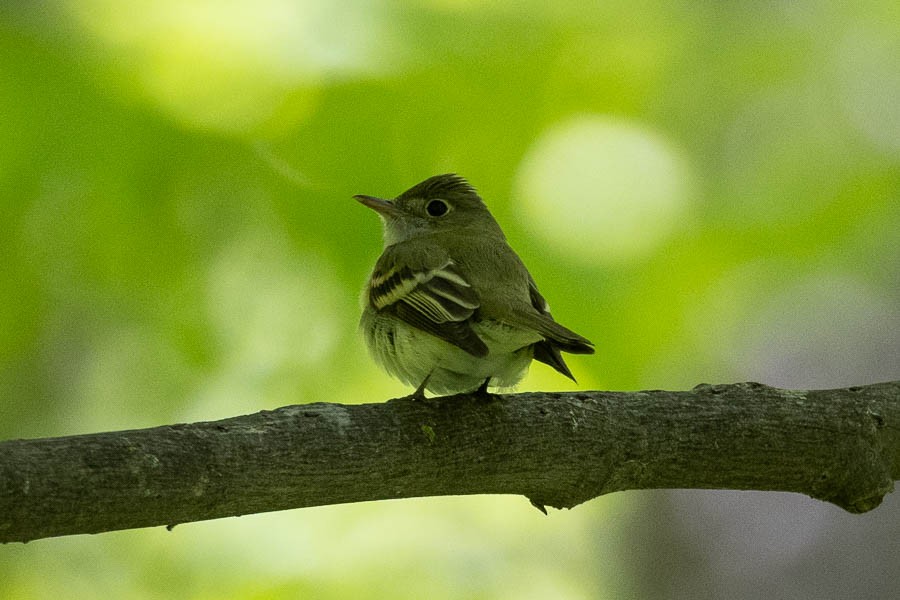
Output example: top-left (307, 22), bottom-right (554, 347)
top-left (356, 173), bottom-right (593, 398)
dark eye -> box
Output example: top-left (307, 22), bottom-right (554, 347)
top-left (426, 199), bottom-right (449, 217)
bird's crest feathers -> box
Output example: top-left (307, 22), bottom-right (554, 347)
top-left (396, 173), bottom-right (478, 201)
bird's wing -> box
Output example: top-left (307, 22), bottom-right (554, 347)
top-left (368, 247), bottom-right (488, 357)
top-left (524, 279), bottom-right (594, 353)
top-left (514, 278), bottom-right (594, 381)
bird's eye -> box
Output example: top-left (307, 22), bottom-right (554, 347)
top-left (426, 199), bottom-right (449, 217)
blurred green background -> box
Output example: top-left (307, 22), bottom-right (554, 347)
top-left (2, 0), bottom-right (899, 598)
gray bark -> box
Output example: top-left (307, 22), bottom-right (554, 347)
top-left (1, 381), bottom-right (898, 543)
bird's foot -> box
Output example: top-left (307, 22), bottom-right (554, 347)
top-left (472, 378), bottom-right (499, 402)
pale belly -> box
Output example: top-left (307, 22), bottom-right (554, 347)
top-left (362, 313), bottom-right (541, 394)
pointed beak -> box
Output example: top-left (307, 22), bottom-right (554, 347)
top-left (354, 195), bottom-right (399, 218)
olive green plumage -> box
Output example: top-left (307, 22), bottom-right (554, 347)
top-left (357, 174), bottom-right (593, 397)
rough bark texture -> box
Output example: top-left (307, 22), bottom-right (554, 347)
top-left (2, 381), bottom-right (898, 543)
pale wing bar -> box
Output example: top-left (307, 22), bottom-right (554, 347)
top-left (371, 259), bottom-right (478, 322)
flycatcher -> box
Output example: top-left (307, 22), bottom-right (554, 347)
top-left (357, 174), bottom-right (593, 397)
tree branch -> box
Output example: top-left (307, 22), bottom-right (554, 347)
top-left (2, 381), bottom-right (898, 543)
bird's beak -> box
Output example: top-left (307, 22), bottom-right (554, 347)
top-left (354, 195), bottom-right (400, 218)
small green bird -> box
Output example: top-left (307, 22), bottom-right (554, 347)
top-left (357, 174), bottom-right (594, 397)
